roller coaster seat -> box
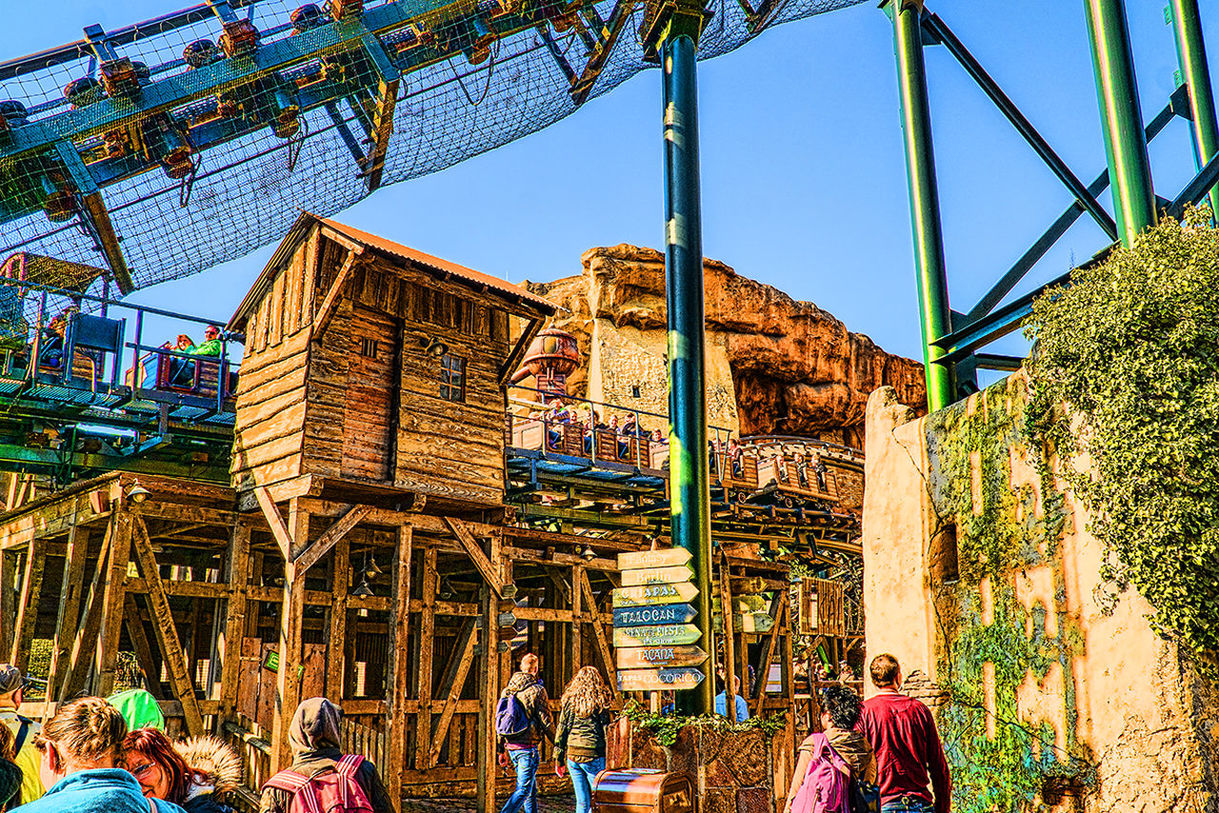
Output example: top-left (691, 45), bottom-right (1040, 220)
top-left (63, 312), bottom-right (126, 390)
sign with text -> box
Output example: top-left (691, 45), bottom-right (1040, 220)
top-left (613, 603), bottom-right (697, 627)
top-left (617, 667), bottom-right (705, 692)
top-left (616, 645), bottom-right (708, 670)
top-left (617, 548), bottom-right (692, 571)
top-left (613, 623), bottom-right (701, 648)
top-left (620, 564), bottom-right (696, 587)
top-left (612, 582), bottom-right (700, 607)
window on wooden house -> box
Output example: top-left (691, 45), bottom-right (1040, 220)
top-left (440, 353), bottom-right (466, 402)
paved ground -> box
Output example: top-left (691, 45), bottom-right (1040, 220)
top-left (404, 795), bottom-right (577, 813)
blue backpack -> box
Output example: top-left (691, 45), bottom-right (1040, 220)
top-left (495, 692), bottom-right (533, 738)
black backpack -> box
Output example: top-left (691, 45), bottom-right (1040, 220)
top-left (848, 778), bottom-right (880, 813)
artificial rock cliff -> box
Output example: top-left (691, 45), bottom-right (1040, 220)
top-left (524, 244), bottom-right (925, 449)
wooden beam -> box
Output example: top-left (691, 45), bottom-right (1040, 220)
top-left (94, 511), bottom-right (134, 696)
top-left (131, 516), bottom-right (204, 735)
top-left (255, 487), bottom-right (293, 560)
top-left (293, 504), bottom-right (372, 575)
top-left (498, 317), bottom-right (543, 386)
top-left (0, 551), bottom-right (15, 662)
top-left (327, 536), bottom-right (351, 700)
top-left (219, 522), bottom-right (251, 722)
top-left (45, 523), bottom-right (89, 711)
top-left (386, 523), bottom-right (413, 809)
top-left (364, 75), bottom-right (399, 191)
top-left (429, 618), bottom-right (477, 765)
top-left (720, 555), bottom-right (738, 722)
top-left (571, 563), bottom-right (583, 675)
top-left (271, 502), bottom-right (309, 772)
top-left (124, 594), bottom-right (162, 699)
top-left (415, 547), bottom-right (437, 771)
top-left (313, 247), bottom-right (363, 339)
top-left (751, 596), bottom-right (785, 715)
top-left (476, 585), bottom-right (498, 813)
top-left (318, 225), bottom-right (365, 256)
top-left (578, 571), bottom-right (618, 700)
top-left (10, 534), bottom-right (46, 669)
top-left (80, 191), bottom-right (135, 294)
top-left (59, 522), bottom-right (113, 704)
top-left (444, 517), bottom-right (503, 597)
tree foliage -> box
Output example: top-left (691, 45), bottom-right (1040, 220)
top-left (1025, 208), bottom-right (1219, 669)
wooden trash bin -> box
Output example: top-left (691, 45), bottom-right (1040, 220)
top-left (593, 769), bottom-right (695, 813)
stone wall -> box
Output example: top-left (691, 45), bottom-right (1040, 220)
top-left (524, 245), bottom-right (925, 447)
top-left (862, 377), bottom-right (1219, 812)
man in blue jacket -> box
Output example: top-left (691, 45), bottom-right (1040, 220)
top-left (14, 696), bottom-right (184, 813)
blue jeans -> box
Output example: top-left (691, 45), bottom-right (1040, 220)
top-left (882, 798), bottom-right (934, 813)
top-left (500, 747), bottom-right (540, 813)
top-left (567, 757), bottom-right (605, 813)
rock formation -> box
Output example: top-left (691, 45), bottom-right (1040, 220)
top-left (523, 244), bottom-right (926, 449)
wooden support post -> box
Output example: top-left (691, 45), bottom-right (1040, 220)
top-left (10, 535), bottom-right (47, 669)
top-left (255, 487), bottom-right (294, 560)
top-left (271, 502), bottom-right (309, 772)
top-left (570, 564), bottom-right (584, 675)
top-left (313, 248), bottom-right (363, 339)
top-left (476, 585), bottom-right (498, 813)
top-left (719, 556), bottom-right (737, 722)
top-left (219, 522), bottom-right (252, 722)
top-left (751, 599), bottom-right (785, 717)
top-left (124, 595), bottom-right (161, 698)
top-left (364, 73), bottom-right (399, 191)
top-left (131, 516), bottom-right (204, 735)
top-left (415, 547), bottom-right (437, 770)
top-left (46, 523), bottom-right (90, 710)
top-left (294, 504), bottom-right (371, 575)
top-left (95, 510), bottom-right (134, 696)
top-left (0, 551), bottom-right (15, 663)
top-left (444, 517), bottom-right (504, 596)
top-left (385, 524), bottom-right (413, 811)
top-left (60, 520), bottom-right (114, 704)
top-left (578, 572), bottom-right (618, 699)
top-left (327, 537), bottom-right (351, 699)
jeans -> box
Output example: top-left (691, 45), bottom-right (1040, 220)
top-left (567, 757), bottom-right (605, 813)
top-left (500, 747), bottom-right (540, 813)
top-left (881, 797), bottom-right (934, 813)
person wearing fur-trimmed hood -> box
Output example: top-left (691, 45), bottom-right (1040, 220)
top-left (173, 736), bottom-right (242, 813)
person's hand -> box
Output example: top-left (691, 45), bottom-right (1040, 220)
top-left (498, 752), bottom-right (510, 768)
top-left (555, 762), bottom-right (567, 778)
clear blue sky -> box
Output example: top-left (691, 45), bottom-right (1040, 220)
top-left (1, 1), bottom-right (1213, 369)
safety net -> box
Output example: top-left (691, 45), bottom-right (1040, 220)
top-left (0, 0), bottom-right (866, 303)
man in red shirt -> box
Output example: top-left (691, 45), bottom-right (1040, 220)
top-left (859, 654), bottom-right (952, 813)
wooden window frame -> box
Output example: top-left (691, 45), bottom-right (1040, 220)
top-left (440, 353), bottom-right (466, 402)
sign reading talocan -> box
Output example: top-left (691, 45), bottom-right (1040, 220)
top-left (613, 548), bottom-right (703, 692)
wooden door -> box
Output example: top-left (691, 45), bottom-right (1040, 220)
top-left (342, 306), bottom-right (397, 481)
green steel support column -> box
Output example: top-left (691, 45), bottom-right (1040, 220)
top-left (887, 0), bottom-right (954, 412)
top-left (660, 14), bottom-right (714, 717)
top-left (1169, 0), bottom-right (1219, 220)
top-left (1084, 0), bottom-right (1156, 245)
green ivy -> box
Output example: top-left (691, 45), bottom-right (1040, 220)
top-left (1025, 208), bottom-right (1219, 673)
top-left (622, 700), bottom-right (787, 747)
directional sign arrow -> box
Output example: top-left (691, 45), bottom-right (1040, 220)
top-left (613, 583), bottom-right (700, 608)
top-left (616, 645), bottom-right (709, 670)
top-left (620, 564), bottom-right (695, 587)
top-left (715, 613), bottom-right (775, 634)
top-left (617, 667), bottom-right (706, 692)
top-left (617, 548), bottom-right (693, 571)
top-left (612, 603), bottom-right (697, 627)
top-left (613, 623), bottom-right (701, 647)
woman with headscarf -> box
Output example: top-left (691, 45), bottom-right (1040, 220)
top-left (259, 698), bottom-right (394, 813)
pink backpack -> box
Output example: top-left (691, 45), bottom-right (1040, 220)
top-left (263, 754), bottom-right (375, 813)
top-left (790, 734), bottom-right (851, 813)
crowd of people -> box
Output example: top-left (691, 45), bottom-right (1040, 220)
top-left (2, 651), bottom-right (948, 813)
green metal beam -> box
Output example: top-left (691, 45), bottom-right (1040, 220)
top-left (1169, 0), bottom-right (1219, 220)
top-left (655, 2), bottom-right (714, 716)
top-left (1084, 0), bottom-right (1156, 245)
top-left (886, 0), bottom-right (955, 412)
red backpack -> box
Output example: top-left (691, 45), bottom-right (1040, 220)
top-left (263, 754), bottom-right (375, 813)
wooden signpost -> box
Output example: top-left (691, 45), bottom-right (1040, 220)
top-left (617, 667), bottom-right (705, 692)
top-left (614, 547), bottom-right (704, 692)
top-left (620, 564), bottom-right (696, 587)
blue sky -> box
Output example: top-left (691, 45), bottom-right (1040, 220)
top-left (1, 1), bottom-right (1214, 368)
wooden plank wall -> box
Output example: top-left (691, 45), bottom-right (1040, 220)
top-left (231, 231), bottom-right (319, 492)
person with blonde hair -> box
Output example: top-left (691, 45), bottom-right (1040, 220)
top-left (553, 666), bottom-right (613, 813)
top-left (18, 696), bottom-right (185, 812)
top-left (0, 724), bottom-right (21, 812)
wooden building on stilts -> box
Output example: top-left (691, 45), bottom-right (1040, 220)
top-left (0, 213), bottom-right (829, 812)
